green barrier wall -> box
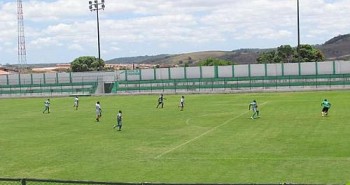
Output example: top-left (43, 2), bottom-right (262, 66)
top-left (112, 74), bottom-right (350, 93)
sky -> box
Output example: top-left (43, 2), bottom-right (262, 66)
top-left (0, 0), bottom-right (350, 64)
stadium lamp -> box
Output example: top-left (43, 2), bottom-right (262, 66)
top-left (88, 0), bottom-right (105, 70)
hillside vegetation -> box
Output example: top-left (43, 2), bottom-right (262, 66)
top-left (106, 33), bottom-right (350, 66)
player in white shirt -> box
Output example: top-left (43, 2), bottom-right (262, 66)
top-left (73, 96), bottom-right (79, 110)
top-left (178, 96), bottom-right (185, 111)
top-left (96, 101), bottom-right (102, 122)
top-left (43, 99), bottom-right (50, 114)
top-left (248, 100), bottom-right (259, 119)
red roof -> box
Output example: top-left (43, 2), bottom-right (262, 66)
top-left (0, 69), bottom-right (10, 75)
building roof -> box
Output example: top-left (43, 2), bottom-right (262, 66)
top-left (0, 69), bottom-right (10, 75)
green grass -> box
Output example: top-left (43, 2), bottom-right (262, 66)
top-left (1, 91), bottom-right (350, 184)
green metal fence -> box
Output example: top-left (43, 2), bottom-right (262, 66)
top-left (112, 74), bottom-right (350, 93)
top-left (0, 82), bottom-right (98, 96)
top-left (0, 178), bottom-right (331, 185)
top-left (0, 178), bottom-right (136, 185)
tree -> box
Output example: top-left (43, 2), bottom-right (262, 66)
top-left (199, 58), bottom-right (233, 66)
top-left (257, 44), bottom-right (325, 64)
top-left (277, 45), bottom-right (294, 63)
top-left (257, 51), bottom-right (276, 64)
top-left (71, 56), bottom-right (105, 72)
top-left (297, 44), bottom-right (325, 63)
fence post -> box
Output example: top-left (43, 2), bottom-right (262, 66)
top-left (69, 72), bottom-right (72, 83)
top-left (82, 77), bottom-right (84, 94)
top-left (281, 63), bottom-right (285, 76)
top-left (18, 73), bottom-right (21, 85)
top-left (315, 62), bottom-right (319, 76)
top-left (19, 73), bottom-right (22, 93)
top-left (168, 68), bottom-right (171, 80)
top-left (232, 65), bottom-right (235, 78)
top-left (31, 73), bottom-right (33, 84)
top-left (21, 178), bottom-right (26, 185)
top-left (248, 64), bottom-right (251, 78)
top-left (333, 61), bottom-right (336, 75)
top-left (214, 65), bottom-right (219, 78)
top-left (6, 74), bottom-right (9, 85)
top-left (198, 78), bottom-right (201, 92)
top-left (298, 62), bottom-right (301, 76)
top-left (153, 68), bottom-right (156, 80)
top-left (138, 80), bottom-right (141, 93)
top-left (40, 79), bottom-right (42, 95)
top-left (56, 73), bottom-right (59, 84)
top-left (184, 67), bottom-right (187, 79)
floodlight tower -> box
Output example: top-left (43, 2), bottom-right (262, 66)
top-left (17, 0), bottom-right (27, 71)
top-left (89, 0), bottom-right (105, 69)
top-left (297, 0), bottom-right (301, 61)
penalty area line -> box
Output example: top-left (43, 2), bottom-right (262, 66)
top-left (154, 102), bottom-right (268, 159)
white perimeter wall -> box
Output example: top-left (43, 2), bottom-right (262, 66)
top-left (1, 61), bottom-right (350, 85)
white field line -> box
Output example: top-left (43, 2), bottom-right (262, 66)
top-left (154, 102), bottom-right (268, 159)
top-left (155, 157), bottom-right (350, 161)
top-left (185, 112), bottom-right (233, 125)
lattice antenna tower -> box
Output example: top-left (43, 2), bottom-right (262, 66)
top-left (17, 0), bottom-right (27, 70)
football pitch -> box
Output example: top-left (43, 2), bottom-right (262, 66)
top-left (1, 90), bottom-right (350, 184)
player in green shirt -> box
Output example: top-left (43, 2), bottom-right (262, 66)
top-left (321, 99), bottom-right (331, 117)
top-left (113, 110), bottom-right (123, 131)
top-left (156, 94), bottom-right (165, 108)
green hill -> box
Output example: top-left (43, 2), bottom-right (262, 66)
top-left (106, 33), bottom-right (350, 66)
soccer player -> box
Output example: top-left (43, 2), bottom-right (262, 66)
top-left (248, 100), bottom-right (259, 119)
top-left (43, 99), bottom-right (50, 114)
top-left (178, 96), bottom-right (185, 111)
top-left (113, 110), bottom-right (123, 131)
top-left (321, 99), bottom-right (331, 116)
top-left (96, 101), bottom-right (102, 122)
top-left (73, 96), bottom-right (79, 110)
top-left (156, 94), bottom-right (165, 108)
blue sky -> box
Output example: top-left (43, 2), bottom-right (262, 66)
top-left (0, 0), bottom-right (349, 64)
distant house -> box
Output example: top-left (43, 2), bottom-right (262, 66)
top-left (31, 64), bottom-right (71, 73)
top-left (0, 66), bottom-right (11, 75)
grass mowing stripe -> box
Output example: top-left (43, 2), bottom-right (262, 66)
top-left (155, 102), bottom-right (268, 159)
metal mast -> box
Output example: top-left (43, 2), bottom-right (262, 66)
top-left (297, 0), bottom-right (301, 62)
top-left (89, 0), bottom-right (105, 70)
top-left (17, 0), bottom-right (27, 71)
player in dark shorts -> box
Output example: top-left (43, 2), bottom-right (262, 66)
top-left (178, 96), bottom-right (184, 111)
top-left (321, 99), bottom-right (331, 117)
top-left (156, 94), bottom-right (164, 108)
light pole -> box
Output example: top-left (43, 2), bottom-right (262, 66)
top-left (297, 0), bottom-right (300, 62)
top-left (89, 0), bottom-right (105, 70)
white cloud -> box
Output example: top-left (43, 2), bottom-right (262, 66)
top-left (110, 47), bottom-right (121, 52)
top-left (68, 44), bottom-right (83, 51)
top-left (1, 0), bottom-right (350, 64)
top-left (24, 0), bottom-right (87, 22)
top-left (30, 37), bottom-right (62, 48)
